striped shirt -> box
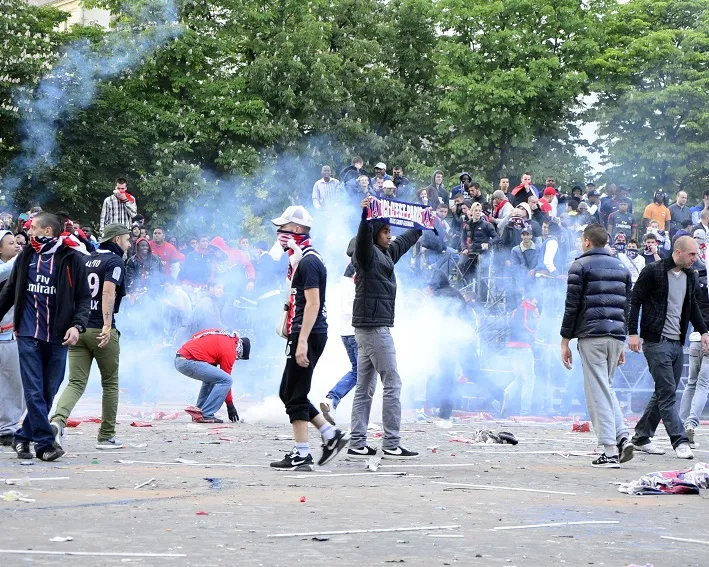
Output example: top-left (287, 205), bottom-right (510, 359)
top-left (100, 194), bottom-right (137, 235)
top-left (18, 251), bottom-right (58, 343)
top-left (312, 178), bottom-right (341, 208)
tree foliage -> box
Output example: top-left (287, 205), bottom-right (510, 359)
top-left (591, 0), bottom-right (709, 199)
top-left (0, 0), bottom-right (705, 233)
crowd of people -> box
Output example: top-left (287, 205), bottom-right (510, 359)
top-left (0, 162), bottom-right (707, 470)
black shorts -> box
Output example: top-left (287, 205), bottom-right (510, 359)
top-left (279, 333), bottom-right (328, 423)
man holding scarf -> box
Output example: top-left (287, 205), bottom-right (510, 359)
top-left (0, 212), bottom-right (90, 461)
top-left (50, 224), bottom-right (132, 450)
top-left (270, 205), bottom-right (349, 471)
top-left (348, 197), bottom-right (423, 460)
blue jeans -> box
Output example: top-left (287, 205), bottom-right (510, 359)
top-left (327, 335), bottom-right (358, 408)
top-left (679, 341), bottom-right (709, 429)
top-left (15, 337), bottom-right (68, 452)
top-left (632, 339), bottom-right (689, 449)
top-left (174, 357), bottom-right (232, 417)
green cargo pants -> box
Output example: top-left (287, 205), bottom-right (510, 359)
top-left (52, 328), bottom-right (120, 441)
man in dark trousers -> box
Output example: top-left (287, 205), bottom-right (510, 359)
top-left (0, 212), bottom-right (90, 461)
top-left (51, 224), bottom-right (132, 450)
top-left (269, 206), bottom-right (349, 471)
top-left (348, 197), bottom-right (423, 460)
top-left (628, 235), bottom-right (709, 460)
top-left (560, 224), bottom-right (634, 468)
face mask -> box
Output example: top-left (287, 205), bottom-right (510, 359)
top-left (626, 249), bottom-right (638, 260)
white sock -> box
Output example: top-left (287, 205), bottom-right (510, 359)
top-left (295, 442), bottom-right (310, 458)
top-left (319, 423), bottom-right (336, 441)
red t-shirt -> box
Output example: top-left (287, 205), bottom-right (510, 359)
top-left (178, 332), bottom-right (239, 404)
top-left (150, 241), bottom-right (184, 274)
top-left (539, 200), bottom-right (552, 214)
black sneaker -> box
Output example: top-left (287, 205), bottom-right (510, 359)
top-left (346, 445), bottom-right (378, 459)
top-left (12, 440), bottom-right (32, 459)
top-left (37, 444), bottom-right (65, 462)
top-left (0, 434), bottom-right (14, 446)
top-left (318, 429), bottom-right (350, 466)
top-left (270, 448), bottom-right (314, 471)
top-left (617, 438), bottom-right (634, 464)
top-left (199, 416), bottom-right (223, 424)
top-left (591, 453), bottom-right (620, 468)
top-left (382, 446), bottom-right (419, 460)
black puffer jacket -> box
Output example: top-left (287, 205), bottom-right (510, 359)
top-left (352, 211), bottom-right (422, 328)
top-left (629, 255), bottom-right (708, 344)
top-left (463, 218), bottom-right (499, 253)
top-left (560, 248), bottom-right (632, 340)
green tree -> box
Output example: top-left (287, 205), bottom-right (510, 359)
top-left (434, 0), bottom-right (602, 185)
top-left (591, 0), bottom-right (709, 199)
top-left (0, 0), bottom-right (67, 205)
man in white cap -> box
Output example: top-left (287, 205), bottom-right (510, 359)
top-left (371, 162), bottom-right (391, 194)
top-left (269, 205), bottom-right (349, 471)
top-left (378, 179), bottom-right (397, 199)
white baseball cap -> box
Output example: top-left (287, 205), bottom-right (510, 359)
top-left (382, 180), bottom-right (396, 189)
top-left (375, 162), bottom-right (387, 170)
top-left (271, 205), bottom-right (313, 228)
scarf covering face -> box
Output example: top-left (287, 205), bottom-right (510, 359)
top-left (30, 234), bottom-right (87, 255)
top-left (276, 229), bottom-right (317, 335)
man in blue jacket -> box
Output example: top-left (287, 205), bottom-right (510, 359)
top-left (561, 224), bottom-right (634, 468)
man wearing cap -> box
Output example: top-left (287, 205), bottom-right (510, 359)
top-left (311, 165), bottom-right (340, 210)
top-left (0, 212), bottom-right (90, 462)
top-left (371, 162), bottom-right (391, 195)
top-left (270, 205), bottom-right (349, 471)
top-left (377, 179), bottom-right (398, 200)
top-left (586, 189), bottom-right (601, 223)
top-left (176, 329), bottom-right (250, 424)
top-left (51, 223), bottom-right (132, 450)
top-left (348, 197), bottom-right (423, 460)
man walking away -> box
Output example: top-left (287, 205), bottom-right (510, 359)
top-left (349, 197), bottom-right (423, 460)
top-left (51, 224), bottom-right (131, 450)
top-left (628, 236), bottom-right (709, 459)
top-left (560, 224), bottom-right (634, 468)
top-left (269, 206), bottom-right (349, 471)
top-left (0, 213), bottom-right (90, 461)
top-left (0, 231), bottom-right (23, 446)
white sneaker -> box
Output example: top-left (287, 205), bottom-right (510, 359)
top-left (633, 441), bottom-right (665, 455)
top-left (675, 443), bottom-right (694, 459)
top-left (96, 437), bottom-right (125, 450)
top-left (50, 421), bottom-right (64, 449)
top-left (319, 399), bottom-right (336, 426)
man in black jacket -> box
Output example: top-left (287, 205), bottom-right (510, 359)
top-left (628, 235), bottom-right (709, 460)
top-left (0, 212), bottom-right (91, 461)
top-left (458, 202), bottom-right (499, 286)
top-left (560, 224), bottom-right (634, 468)
top-left (348, 197), bottom-right (422, 460)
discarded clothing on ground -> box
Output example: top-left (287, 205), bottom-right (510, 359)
top-left (449, 429), bottom-right (518, 445)
top-left (617, 462), bottom-right (709, 495)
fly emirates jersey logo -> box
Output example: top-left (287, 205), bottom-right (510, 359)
top-left (27, 273), bottom-right (56, 295)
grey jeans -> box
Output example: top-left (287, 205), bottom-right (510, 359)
top-left (679, 341), bottom-right (709, 429)
top-left (350, 327), bottom-right (402, 451)
top-left (0, 340), bottom-right (24, 436)
top-left (174, 357), bottom-right (232, 418)
top-left (578, 337), bottom-right (628, 456)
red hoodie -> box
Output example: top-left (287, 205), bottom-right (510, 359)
top-left (178, 330), bottom-right (242, 404)
top-left (209, 237), bottom-right (255, 280)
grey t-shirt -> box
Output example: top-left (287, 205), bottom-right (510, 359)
top-left (662, 269), bottom-right (687, 340)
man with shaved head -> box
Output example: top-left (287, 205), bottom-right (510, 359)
top-left (628, 236), bottom-right (709, 460)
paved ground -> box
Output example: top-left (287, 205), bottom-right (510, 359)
top-left (0, 401), bottom-right (707, 567)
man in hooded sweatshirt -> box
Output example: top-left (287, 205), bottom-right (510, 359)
top-left (348, 197), bottom-right (423, 460)
top-left (126, 237), bottom-right (163, 296)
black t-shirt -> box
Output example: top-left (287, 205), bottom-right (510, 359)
top-left (608, 211), bottom-right (635, 239)
top-left (291, 253), bottom-right (328, 334)
top-left (85, 250), bottom-right (125, 329)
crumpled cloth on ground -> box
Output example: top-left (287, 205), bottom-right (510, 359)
top-left (449, 429), bottom-right (518, 445)
top-left (617, 462), bottom-right (709, 495)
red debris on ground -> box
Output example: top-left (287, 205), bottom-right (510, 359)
top-left (153, 411), bottom-right (179, 421)
top-left (572, 422), bottom-right (591, 432)
top-left (299, 496), bottom-right (306, 503)
top-left (130, 421), bottom-right (153, 427)
top-left (371, 431), bottom-right (383, 439)
top-left (196, 511), bottom-right (209, 515)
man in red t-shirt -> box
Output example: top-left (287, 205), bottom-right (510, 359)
top-left (175, 329), bottom-right (251, 423)
top-left (150, 227), bottom-right (184, 278)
